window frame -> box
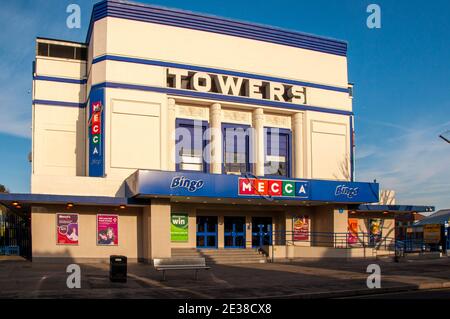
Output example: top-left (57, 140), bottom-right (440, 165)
top-left (264, 127), bottom-right (292, 178)
top-left (222, 122), bottom-right (252, 175)
top-left (175, 118), bottom-right (209, 173)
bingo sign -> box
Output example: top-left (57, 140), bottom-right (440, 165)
top-left (238, 178), bottom-right (309, 198)
top-left (88, 88), bottom-right (105, 177)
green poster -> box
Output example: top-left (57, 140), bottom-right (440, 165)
top-left (171, 213), bottom-right (188, 242)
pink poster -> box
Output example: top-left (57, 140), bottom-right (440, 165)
top-left (97, 214), bottom-right (118, 246)
top-left (57, 213), bottom-right (79, 245)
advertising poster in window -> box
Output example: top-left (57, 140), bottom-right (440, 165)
top-left (293, 216), bottom-right (309, 241)
top-left (97, 214), bottom-right (118, 246)
top-left (171, 213), bottom-right (189, 242)
top-left (369, 219), bottom-right (383, 245)
top-left (348, 218), bottom-right (358, 245)
top-left (57, 213), bottom-right (79, 245)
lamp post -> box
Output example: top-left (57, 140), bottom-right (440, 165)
top-left (439, 130), bottom-right (450, 144)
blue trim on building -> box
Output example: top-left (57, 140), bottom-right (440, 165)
top-left (91, 82), bottom-right (354, 116)
top-left (92, 55), bottom-right (350, 94)
top-left (86, 0), bottom-right (347, 56)
top-left (33, 75), bottom-right (87, 85)
top-left (33, 99), bottom-right (86, 108)
top-left (0, 193), bottom-right (150, 207)
top-left (33, 81), bottom-right (353, 116)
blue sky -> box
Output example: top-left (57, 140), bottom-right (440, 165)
top-left (0, 0), bottom-right (449, 210)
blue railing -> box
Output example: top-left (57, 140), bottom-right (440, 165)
top-left (0, 245), bottom-right (20, 256)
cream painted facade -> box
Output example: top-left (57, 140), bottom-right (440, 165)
top-left (23, 0), bottom-right (394, 262)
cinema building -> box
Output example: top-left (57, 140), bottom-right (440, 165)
top-left (0, 0), bottom-right (434, 262)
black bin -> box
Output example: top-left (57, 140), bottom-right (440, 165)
top-left (110, 255), bottom-right (127, 282)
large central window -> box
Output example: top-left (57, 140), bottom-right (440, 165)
top-left (264, 127), bottom-right (291, 177)
top-left (175, 119), bottom-right (208, 172)
top-left (222, 123), bottom-right (251, 175)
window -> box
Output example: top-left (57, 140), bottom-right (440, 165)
top-left (223, 123), bottom-right (251, 175)
top-left (264, 128), bottom-right (291, 177)
top-left (175, 119), bottom-right (207, 172)
top-left (37, 42), bottom-right (49, 56)
top-left (36, 41), bottom-right (87, 61)
top-left (50, 44), bottom-right (76, 59)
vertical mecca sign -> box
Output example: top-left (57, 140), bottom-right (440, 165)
top-left (88, 88), bottom-right (105, 177)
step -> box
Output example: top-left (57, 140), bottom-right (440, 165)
top-left (172, 253), bottom-right (266, 259)
top-left (172, 249), bottom-right (261, 254)
top-left (171, 248), bottom-right (267, 264)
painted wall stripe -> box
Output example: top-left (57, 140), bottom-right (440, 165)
top-left (91, 81), bottom-right (353, 116)
top-left (34, 75), bottom-right (87, 85)
top-left (92, 55), bottom-right (350, 94)
top-left (33, 99), bottom-right (86, 108)
top-left (86, 0), bottom-right (347, 56)
top-left (33, 81), bottom-right (352, 116)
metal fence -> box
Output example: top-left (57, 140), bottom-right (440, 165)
top-left (266, 230), bottom-right (448, 259)
top-left (0, 205), bottom-right (31, 259)
top-left (270, 230), bottom-right (397, 250)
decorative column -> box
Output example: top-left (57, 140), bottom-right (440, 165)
top-left (167, 98), bottom-right (176, 171)
top-left (210, 103), bottom-right (222, 174)
top-left (292, 112), bottom-right (304, 178)
top-left (253, 108), bottom-right (265, 176)
top-left (150, 200), bottom-right (172, 259)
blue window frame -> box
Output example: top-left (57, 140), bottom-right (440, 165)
top-left (175, 118), bottom-right (208, 173)
top-left (222, 123), bottom-right (251, 175)
top-left (264, 127), bottom-right (292, 178)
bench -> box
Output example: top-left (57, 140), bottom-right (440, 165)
top-left (153, 258), bottom-right (210, 281)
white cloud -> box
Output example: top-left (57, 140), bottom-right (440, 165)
top-left (357, 120), bottom-right (450, 211)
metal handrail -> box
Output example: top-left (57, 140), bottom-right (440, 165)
top-left (269, 230), bottom-right (396, 249)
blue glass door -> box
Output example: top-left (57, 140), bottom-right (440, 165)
top-left (196, 216), bottom-right (218, 248)
top-left (224, 217), bottom-right (246, 248)
top-left (252, 217), bottom-right (273, 247)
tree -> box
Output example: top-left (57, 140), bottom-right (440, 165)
top-left (0, 184), bottom-right (8, 193)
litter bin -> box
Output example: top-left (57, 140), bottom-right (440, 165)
top-left (110, 255), bottom-right (127, 282)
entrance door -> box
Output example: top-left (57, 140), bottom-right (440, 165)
top-left (196, 216), bottom-right (218, 248)
top-left (252, 217), bottom-right (273, 248)
top-left (224, 217), bottom-right (246, 248)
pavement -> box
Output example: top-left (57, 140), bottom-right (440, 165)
top-left (1, 256), bottom-right (450, 299)
top-left (342, 288), bottom-right (450, 299)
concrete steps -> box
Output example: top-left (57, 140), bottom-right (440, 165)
top-left (171, 248), bottom-right (267, 264)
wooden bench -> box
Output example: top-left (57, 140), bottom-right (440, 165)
top-left (153, 258), bottom-right (210, 281)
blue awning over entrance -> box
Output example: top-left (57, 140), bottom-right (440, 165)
top-left (125, 170), bottom-right (380, 204)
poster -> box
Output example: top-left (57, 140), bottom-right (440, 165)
top-left (293, 216), bottom-right (309, 241)
top-left (423, 224), bottom-right (441, 244)
top-left (57, 213), bottom-right (79, 245)
top-left (369, 219), bottom-right (383, 245)
top-left (348, 218), bottom-right (358, 244)
top-left (97, 214), bottom-right (118, 245)
top-left (171, 213), bottom-right (188, 242)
